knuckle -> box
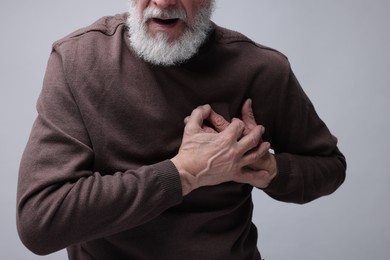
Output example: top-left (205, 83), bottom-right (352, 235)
top-left (232, 119), bottom-right (245, 133)
top-left (214, 115), bottom-right (227, 127)
top-left (251, 135), bottom-right (259, 147)
top-left (252, 129), bottom-right (261, 145)
top-left (254, 151), bottom-right (262, 161)
top-left (249, 151), bottom-right (260, 162)
top-left (247, 110), bottom-right (255, 120)
top-left (185, 124), bottom-right (198, 134)
top-left (204, 127), bottom-right (215, 133)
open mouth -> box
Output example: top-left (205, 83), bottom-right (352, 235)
top-left (152, 18), bottom-right (180, 26)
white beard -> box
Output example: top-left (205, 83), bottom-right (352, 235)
top-left (127, 0), bottom-right (215, 66)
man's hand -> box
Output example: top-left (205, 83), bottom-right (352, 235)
top-left (191, 99), bottom-right (278, 190)
top-left (237, 99), bottom-right (278, 188)
top-left (171, 105), bottom-right (264, 195)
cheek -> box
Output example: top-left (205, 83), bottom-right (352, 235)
top-left (185, 0), bottom-right (206, 23)
top-left (134, 0), bottom-right (147, 15)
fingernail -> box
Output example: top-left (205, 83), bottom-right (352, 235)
top-left (260, 126), bottom-right (265, 134)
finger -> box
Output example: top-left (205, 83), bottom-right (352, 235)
top-left (236, 125), bottom-right (262, 154)
top-left (241, 99), bottom-right (257, 134)
top-left (240, 141), bottom-right (271, 167)
top-left (202, 125), bottom-right (218, 134)
top-left (221, 118), bottom-right (245, 141)
top-left (207, 108), bottom-right (230, 133)
top-left (186, 116), bottom-right (218, 133)
top-left (234, 169), bottom-right (271, 188)
top-left (184, 116), bottom-right (190, 125)
top-left (185, 105), bottom-right (211, 133)
top-left (235, 168), bottom-right (267, 181)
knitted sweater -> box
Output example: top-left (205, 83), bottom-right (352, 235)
top-left (17, 13), bottom-right (346, 259)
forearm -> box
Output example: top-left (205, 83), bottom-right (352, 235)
top-left (17, 157), bottom-right (182, 255)
top-left (263, 149), bottom-right (346, 204)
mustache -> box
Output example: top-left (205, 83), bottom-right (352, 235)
top-left (143, 6), bottom-right (188, 23)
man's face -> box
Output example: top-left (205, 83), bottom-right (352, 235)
top-left (134, 0), bottom-right (208, 42)
top-left (127, 0), bottom-right (215, 66)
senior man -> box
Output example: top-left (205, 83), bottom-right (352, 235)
top-left (17, 0), bottom-right (346, 259)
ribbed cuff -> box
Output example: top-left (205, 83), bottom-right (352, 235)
top-left (151, 160), bottom-right (183, 206)
top-left (262, 153), bottom-right (291, 195)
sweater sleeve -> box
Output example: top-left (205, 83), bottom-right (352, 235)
top-left (252, 58), bottom-right (346, 204)
top-left (16, 50), bottom-right (183, 255)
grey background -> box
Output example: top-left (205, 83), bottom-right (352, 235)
top-left (1, 0), bottom-right (389, 259)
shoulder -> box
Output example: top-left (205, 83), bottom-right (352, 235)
top-left (47, 14), bottom-right (131, 92)
top-left (49, 13), bottom-right (130, 74)
top-left (213, 24), bottom-right (291, 72)
top-left (52, 13), bottom-right (128, 50)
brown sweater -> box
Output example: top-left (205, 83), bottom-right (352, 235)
top-left (17, 13), bottom-right (346, 259)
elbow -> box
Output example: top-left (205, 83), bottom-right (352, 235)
top-left (17, 217), bottom-right (56, 256)
top-left (17, 203), bottom-right (63, 256)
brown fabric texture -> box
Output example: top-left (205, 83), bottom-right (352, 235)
top-left (17, 13), bottom-right (346, 259)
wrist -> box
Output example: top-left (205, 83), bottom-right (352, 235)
top-left (262, 154), bottom-right (278, 188)
top-left (268, 154), bottom-right (278, 179)
top-left (170, 157), bottom-right (197, 196)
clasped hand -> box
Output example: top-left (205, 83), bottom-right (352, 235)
top-left (171, 99), bottom-right (277, 196)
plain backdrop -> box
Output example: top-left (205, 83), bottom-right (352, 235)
top-left (1, 0), bottom-right (389, 259)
